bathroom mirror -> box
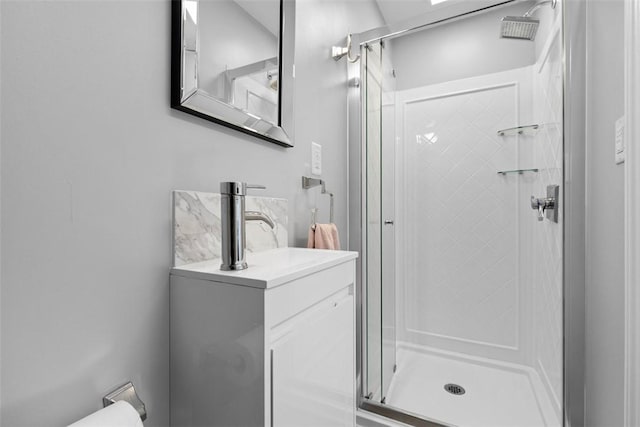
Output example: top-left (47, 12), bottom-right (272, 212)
top-left (171, 0), bottom-right (295, 147)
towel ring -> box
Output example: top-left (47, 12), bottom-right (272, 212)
top-left (302, 176), bottom-right (334, 223)
top-left (310, 208), bottom-right (318, 229)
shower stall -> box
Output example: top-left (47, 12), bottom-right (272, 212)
top-left (350, 1), bottom-right (573, 425)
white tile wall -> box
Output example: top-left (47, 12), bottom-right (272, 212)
top-left (392, 35), bottom-right (563, 427)
top-left (396, 68), bottom-right (534, 363)
top-left (385, 12), bottom-right (564, 427)
top-left (531, 25), bottom-right (564, 419)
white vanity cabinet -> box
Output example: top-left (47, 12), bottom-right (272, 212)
top-left (170, 248), bottom-right (357, 427)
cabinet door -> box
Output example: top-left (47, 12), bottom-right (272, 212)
top-left (271, 292), bottom-right (355, 427)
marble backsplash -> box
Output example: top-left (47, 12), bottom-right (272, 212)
top-left (173, 190), bottom-right (288, 266)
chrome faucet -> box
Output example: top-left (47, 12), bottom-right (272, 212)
top-left (220, 182), bottom-right (275, 271)
top-left (245, 211), bottom-right (275, 228)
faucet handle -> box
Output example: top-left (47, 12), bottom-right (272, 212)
top-left (220, 182), bottom-right (266, 195)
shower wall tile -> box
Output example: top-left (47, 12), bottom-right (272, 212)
top-left (531, 26), bottom-right (564, 418)
top-left (391, 22), bottom-right (563, 426)
top-left (172, 190), bottom-right (288, 266)
top-left (396, 67), bottom-right (534, 363)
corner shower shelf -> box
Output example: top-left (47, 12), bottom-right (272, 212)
top-left (497, 168), bottom-right (539, 175)
top-left (497, 124), bottom-right (539, 137)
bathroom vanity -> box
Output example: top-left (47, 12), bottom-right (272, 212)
top-left (170, 247), bottom-right (358, 426)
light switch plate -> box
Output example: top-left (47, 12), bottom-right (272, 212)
top-left (311, 142), bottom-right (322, 175)
top-left (615, 115), bottom-right (625, 164)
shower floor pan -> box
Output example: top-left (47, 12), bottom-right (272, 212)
top-left (383, 345), bottom-right (561, 427)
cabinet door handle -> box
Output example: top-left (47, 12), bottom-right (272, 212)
top-left (384, 220), bottom-right (394, 225)
top-left (270, 349), bottom-right (274, 427)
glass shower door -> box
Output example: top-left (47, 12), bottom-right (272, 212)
top-left (359, 2), bottom-right (565, 425)
top-left (364, 40), bottom-right (396, 404)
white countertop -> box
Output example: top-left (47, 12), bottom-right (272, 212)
top-left (171, 247), bottom-right (358, 289)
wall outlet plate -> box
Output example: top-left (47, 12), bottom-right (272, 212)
top-left (615, 115), bottom-right (625, 165)
top-left (311, 142), bottom-right (322, 175)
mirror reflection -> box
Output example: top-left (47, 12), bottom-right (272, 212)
top-left (173, 0), bottom-right (294, 147)
top-left (195, 0), bottom-right (279, 123)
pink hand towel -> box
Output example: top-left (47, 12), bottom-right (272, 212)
top-left (307, 223), bottom-right (341, 250)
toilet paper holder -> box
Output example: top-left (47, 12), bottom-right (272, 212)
top-left (103, 381), bottom-right (147, 421)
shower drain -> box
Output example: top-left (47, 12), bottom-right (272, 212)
top-left (444, 383), bottom-right (466, 395)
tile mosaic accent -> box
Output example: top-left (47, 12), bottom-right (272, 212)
top-left (172, 190), bottom-right (288, 267)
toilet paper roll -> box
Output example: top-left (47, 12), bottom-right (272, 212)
top-left (68, 401), bottom-right (143, 427)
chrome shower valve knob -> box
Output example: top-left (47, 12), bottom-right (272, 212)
top-left (531, 196), bottom-right (554, 221)
top-left (530, 185), bottom-right (560, 223)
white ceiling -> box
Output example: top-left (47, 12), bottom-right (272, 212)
top-left (375, 0), bottom-right (438, 25)
top-left (231, 0), bottom-right (528, 40)
top-left (234, 0), bottom-right (280, 36)
top-left (374, 0), bottom-right (523, 26)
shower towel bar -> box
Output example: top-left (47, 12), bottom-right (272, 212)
top-left (302, 176), bottom-right (334, 223)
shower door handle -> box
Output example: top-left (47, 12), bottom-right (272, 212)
top-left (384, 220), bottom-right (394, 225)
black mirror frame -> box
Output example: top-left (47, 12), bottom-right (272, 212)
top-left (170, 0), bottom-right (295, 147)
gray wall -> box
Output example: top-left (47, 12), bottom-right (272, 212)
top-left (0, 1), bottom-right (383, 426)
top-left (584, 1), bottom-right (626, 426)
top-left (389, 1), bottom-right (537, 91)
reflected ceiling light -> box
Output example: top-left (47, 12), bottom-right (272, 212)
top-left (431, 0), bottom-right (450, 4)
top-left (416, 132), bottom-right (439, 145)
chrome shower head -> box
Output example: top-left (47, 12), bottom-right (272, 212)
top-left (500, 0), bottom-right (556, 41)
top-left (500, 16), bottom-right (540, 40)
